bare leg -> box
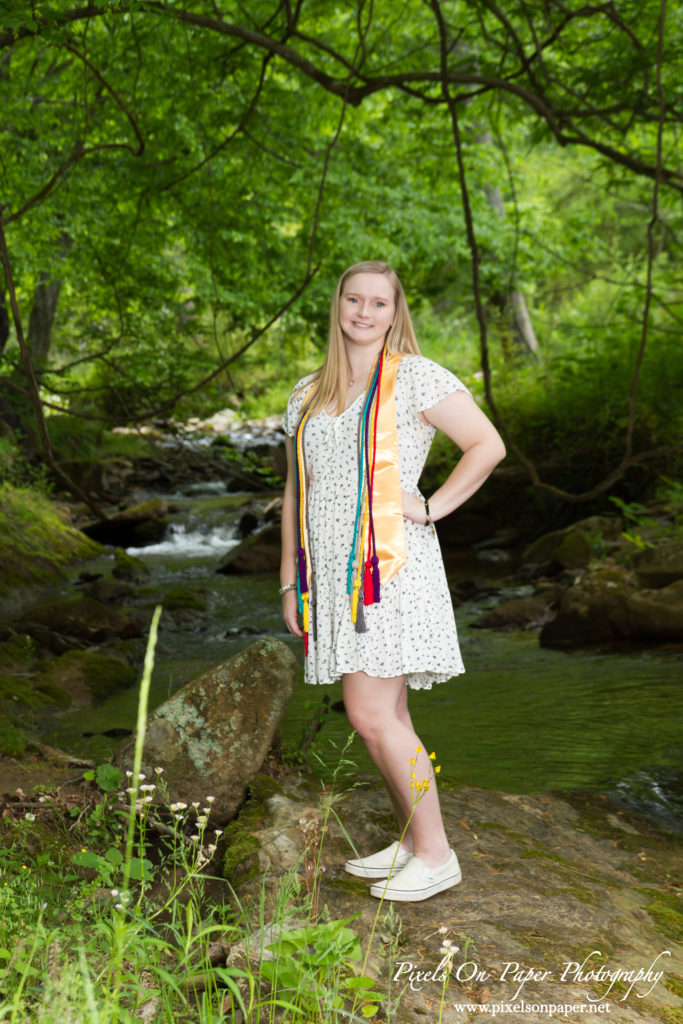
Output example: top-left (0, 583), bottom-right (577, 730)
top-left (342, 671), bottom-right (450, 868)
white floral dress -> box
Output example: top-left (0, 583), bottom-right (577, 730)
top-left (283, 355), bottom-right (467, 690)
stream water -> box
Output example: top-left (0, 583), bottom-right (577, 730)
top-left (45, 488), bottom-right (683, 832)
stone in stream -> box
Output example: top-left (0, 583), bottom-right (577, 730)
top-left (631, 538), bottom-right (683, 588)
top-left (114, 638), bottom-right (298, 825)
top-left (216, 521), bottom-right (281, 574)
top-left (81, 499), bottom-right (169, 548)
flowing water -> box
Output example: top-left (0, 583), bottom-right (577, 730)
top-left (45, 488), bottom-right (683, 832)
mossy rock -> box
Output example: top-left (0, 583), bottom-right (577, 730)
top-left (0, 722), bottom-right (26, 757)
top-left (0, 484), bottom-right (103, 605)
top-left (0, 635), bottom-right (37, 672)
top-left (37, 649), bottom-right (137, 705)
top-left (82, 499), bottom-right (169, 547)
top-left (162, 586), bottom-right (207, 612)
top-left (113, 546), bottom-right (150, 582)
top-left (0, 674), bottom-right (70, 709)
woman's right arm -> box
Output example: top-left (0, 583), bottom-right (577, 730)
top-left (281, 435), bottom-right (304, 638)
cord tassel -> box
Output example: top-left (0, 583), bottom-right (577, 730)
top-left (363, 559), bottom-right (374, 606)
top-left (351, 578), bottom-right (361, 623)
top-left (371, 554), bottom-right (380, 603)
top-left (355, 590), bottom-right (367, 633)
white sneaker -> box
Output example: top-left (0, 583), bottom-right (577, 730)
top-left (369, 850), bottom-right (462, 901)
top-left (344, 840), bottom-right (412, 879)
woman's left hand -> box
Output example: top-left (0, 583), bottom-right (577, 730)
top-left (401, 488), bottom-right (426, 524)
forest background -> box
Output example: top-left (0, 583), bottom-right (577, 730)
top-left (0, 0), bottom-right (682, 510)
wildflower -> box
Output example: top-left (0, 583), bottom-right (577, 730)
top-left (202, 806), bottom-right (210, 814)
top-left (21, 865), bottom-right (28, 870)
top-left (190, 834), bottom-right (200, 842)
top-left (138, 773), bottom-right (146, 781)
top-left (442, 938), bottom-right (452, 948)
top-left (214, 829), bottom-right (223, 837)
top-left (438, 926), bottom-right (448, 935)
top-left (197, 815), bottom-right (208, 825)
top-left (126, 787), bottom-right (136, 794)
top-left (435, 766), bottom-right (441, 773)
top-left (24, 812), bottom-right (35, 822)
top-left (116, 903), bottom-right (124, 911)
top-left (140, 784), bottom-right (155, 792)
top-left (429, 752), bottom-right (436, 760)
top-left (192, 801), bottom-right (200, 808)
top-left (111, 889), bottom-right (119, 897)
top-left (206, 795), bottom-right (215, 803)
top-left (154, 766), bottom-right (164, 775)
top-left (125, 770), bottom-right (133, 778)
top-left (81, 848), bottom-right (87, 853)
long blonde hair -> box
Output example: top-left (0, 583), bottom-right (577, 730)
top-left (299, 260), bottom-right (421, 418)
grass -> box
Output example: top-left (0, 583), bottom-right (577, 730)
top-left (0, 611), bottom-right (428, 1024)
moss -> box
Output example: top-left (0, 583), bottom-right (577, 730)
top-left (0, 674), bottom-right (70, 709)
top-left (221, 798), bottom-right (269, 886)
top-left (248, 775), bottom-right (285, 803)
top-left (635, 887), bottom-right (683, 943)
top-left (0, 723), bottom-right (26, 756)
top-left (666, 976), bottom-right (683, 999)
top-left (38, 650), bottom-right (137, 701)
top-left (0, 635), bottom-right (36, 671)
top-left (0, 483), bottom-right (103, 601)
top-left (162, 586), bottom-right (207, 612)
top-left (113, 546), bottom-right (149, 582)
top-left (660, 1010), bottom-right (683, 1024)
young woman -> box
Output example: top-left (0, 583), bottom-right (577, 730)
top-left (280, 261), bottom-right (505, 902)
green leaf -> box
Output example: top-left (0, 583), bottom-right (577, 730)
top-left (96, 764), bottom-right (124, 793)
top-left (128, 857), bottom-right (154, 881)
top-left (105, 847), bottom-right (123, 866)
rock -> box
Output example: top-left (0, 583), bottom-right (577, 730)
top-left (114, 638), bottom-right (298, 824)
top-left (627, 579), bottom-right (683, 640)
top-left (112, 546), bottom-right (150, 582)
top-left (18, 596), bottom-right (142, 643)
top-left (81, 499), bottom-right (169, 548)
top-left (523, 516), bottom-right (622, 568)
top-left (540, 567), bottom-right (633, 648)
top-left (216, 523), bottom-right (281, 574)
top-left (471, 593), bottom-right (559, 630)
top-left (84, 578), bottom-right (135, 603)
top-left (35, 650), bottom-right (137, 706)
top-left (631, 539), bottom-right (683, 587)
top-left (221, 772), bottom-right (681, 1024)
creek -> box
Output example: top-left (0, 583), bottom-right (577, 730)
top-left (43, 482), bottom-right (683, 834)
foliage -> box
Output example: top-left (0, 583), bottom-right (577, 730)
top-left (0, 0), bottom-right (681, 499)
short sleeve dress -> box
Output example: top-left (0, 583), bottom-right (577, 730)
top-left (283, 355), bottom-right (468, 690)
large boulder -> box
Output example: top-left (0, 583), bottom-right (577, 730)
top-left (523, 516), bottom-right (622, 569)
top-left (627, 579), bottom-right (683, 640)
top-left (115, 638), bottom-right (298, 824)
top-left (631, 539), bottom-right (683, 588)
top-left (216, 522), bottom-right (281, 574)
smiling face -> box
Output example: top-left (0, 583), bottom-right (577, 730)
top-left (338, 272), bottom-right (396, 349)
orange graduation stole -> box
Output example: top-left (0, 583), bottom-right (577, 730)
top-left (295, 349), bottom-right (405, 655)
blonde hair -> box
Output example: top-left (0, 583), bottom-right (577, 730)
top-left (299, 260), bottom-right (421, 418)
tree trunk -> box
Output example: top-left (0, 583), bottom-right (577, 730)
top-left (26, 272), bottom-right (62, 373)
